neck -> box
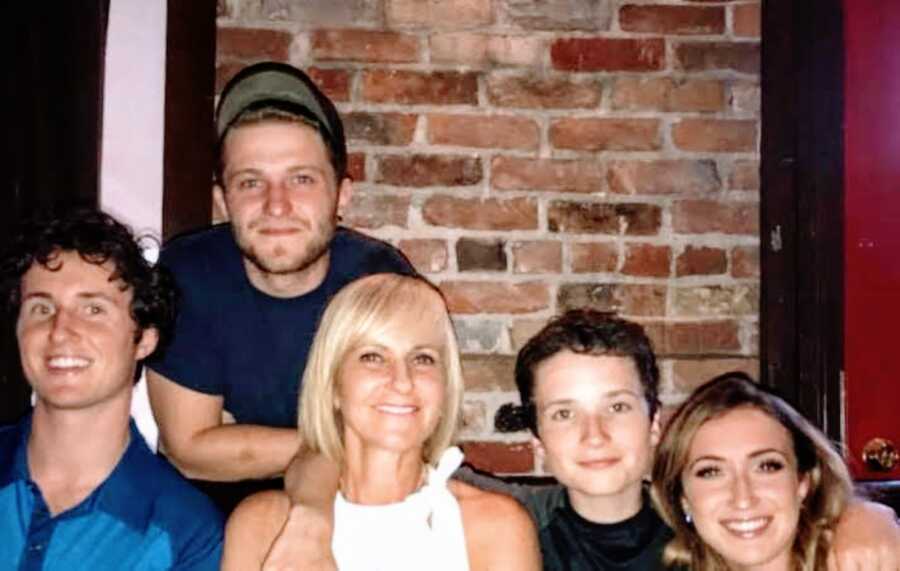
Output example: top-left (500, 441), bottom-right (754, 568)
top-left (340, 441), bottom-right (426, 505)
top-left (244, 250), bottom-right (330, 298)
top-left (568, 479), bottom-right (645, 524)
top-left (28, 397), bottom-right (132, 514)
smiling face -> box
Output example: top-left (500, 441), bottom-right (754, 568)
top-left (16, 251), bottom-right (158, 413)
top-left (532, 352), bottom-right (660, 521)
top-left (681, 407), bottom-right (809, 571)
top-left (335, 307), bottom-right (448, 458)
top-left (214, 120), bottom-right (351, 295)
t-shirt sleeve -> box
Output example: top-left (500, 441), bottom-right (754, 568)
top-left (145, 245), bottom-right (224, 396)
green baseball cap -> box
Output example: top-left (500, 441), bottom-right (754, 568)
top-left (215, 62), bottom-right (347, 179)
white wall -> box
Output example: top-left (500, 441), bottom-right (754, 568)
top-left (100, 0), bottom-right (168, 449)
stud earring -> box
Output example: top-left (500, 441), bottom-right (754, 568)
top-left (684, 512), bottom-right (692, 524)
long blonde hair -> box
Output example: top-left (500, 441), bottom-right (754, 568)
top-left (650, 373), bottom-right (853, 571)
top-left (298, 273), bottom-right (464, 466)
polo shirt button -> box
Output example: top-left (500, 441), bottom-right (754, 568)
top-left (29, 543), bottom-right (44, 552)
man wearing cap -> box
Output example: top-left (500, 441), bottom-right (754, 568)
top-left (145, 62), bottom-right (413, 511)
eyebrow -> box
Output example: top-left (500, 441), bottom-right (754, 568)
top-left (539, 389), bottom-right (642, 409)
top-left (21, 291), bottom-right (118, 304)
top-left (687, 448), bottom-right (790, 470)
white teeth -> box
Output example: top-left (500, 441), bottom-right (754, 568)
top-left (47, 356), bottom-right (90, 369)
top-left (723, 517), bottom-right (768, 533)
top-left (376, 405), bottom-right (416, 415)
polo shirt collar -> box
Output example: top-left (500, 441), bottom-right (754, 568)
top-left (0, 414), bottom-right (158, 531)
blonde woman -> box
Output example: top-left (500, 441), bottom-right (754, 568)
top-left (222, 273), bottom-right (540, 570)
top-left (651, 373), bottom-right (857, 571)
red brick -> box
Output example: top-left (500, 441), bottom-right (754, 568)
top-left (551, 38), bottom-right (665, 72)
top-left (731, 245), bottom-right (759, 278)
top-left (734, 3), bottom-right (761, 38)
top-left (550, 118), bottom-right (661, 152)
top-left (672, 119), bottom-right (757, 152)
top-left (377, 155), bottom-right (482, 187)
top-left (461, 441), bottom-right (534, 474)
top-left (461, 355), bottom-right (516, 391)
top-left (729, 160), bottom-right (759, 191)
top-left (457, 239), bottom-right (507, 272)
top-left (620, 4), bottom-right (724, 35)
top-left (362, 70), bottom-right (478, 105)
top-left (428, 115), bottom-right (539, 150)
top-left (343, 194), bottom-right (410, 229)
top-left (423, 196), bottom-right (538, 231)
top-left (311, 29), bottom-right (419, 63)
top-left (431, 34), bottom-right (543, 67)
top-left (491, 157), bottom-right (604, 193)
top-left (672, 358), bottom-right (760, 392)
top-left (549, 202), bottom-right (662, 236)
top-left (623, 244), bottom-right (672, 277)
top-left (571, 242), bottom-right (618, 273)
top-left (558, 283), bottom-right (667, 317)
top-left (673, 200), bottom-right (758, 235)
top-left (676, 245), bottom-right (727, 276)
top-left (486, 74), bottom-right (600, 109)
top-left (387, 0), bottom-right (494, 28)
top-left (512, 241), bottom-right (562, 274)
top-left (611, 78), bottom-right (725, 112)
top-left (441, 281), bottom-right (550, 314)
top-left (347, 153), bottom-right (366, 182)
top-left (675, 41), bottom-right (760, 74)
top-left (307, 68), bottom-right (352, 102)
top-left (215, 62), bottom-right (244, 94)
top-left (217, 27), bottom-right (292, 62)
top-left (399, 239), bottom-right (449, 273)
top-left (662, 321), bottom-right (741, 355)
top-left (608, 160), bottom-right (720, 196)
top-left (345, 112), bottom-right (417, 146)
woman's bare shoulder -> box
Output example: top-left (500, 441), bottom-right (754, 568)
top-left (451, 481), bottom-right (541, 571)
top-left (222, 490), bottom-right (292, 570)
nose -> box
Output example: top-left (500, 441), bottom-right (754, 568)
top-left (581, 413), bottom-right (610, 444)
top-left (263, 179), bottom-right (292, 217)
top-left (49, 309), bottom-right (77, 343)
top-left (729, 471), bottom-right (758, 509)
top-left (389, 362), bottom-right (414, 394)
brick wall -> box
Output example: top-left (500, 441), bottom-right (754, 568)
top-left (216, 0), bottom-right (761, 475)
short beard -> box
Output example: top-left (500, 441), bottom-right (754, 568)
top-left (235, 218), bottom-right (336, 277)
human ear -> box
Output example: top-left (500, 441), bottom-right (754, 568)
top-left (336, 178), bottom-right (353, 217)
top-left (213, 185), bottom-right (230, 221)
top-left (649, 410), bottom-right (662, 447)
top-left (135, 327), bottom-right (160, 360)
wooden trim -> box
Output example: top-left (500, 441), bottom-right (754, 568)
top-left (162, 0), bottom-right (217, 241)
top-left (760, 0), bottom-right (844, 440)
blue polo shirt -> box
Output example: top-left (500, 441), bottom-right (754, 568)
top-left (0, 415), bottom-right (223, 570)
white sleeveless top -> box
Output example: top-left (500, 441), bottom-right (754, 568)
top-left (332, 447), bottom-right (470, 571)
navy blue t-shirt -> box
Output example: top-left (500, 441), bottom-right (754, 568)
top-left (146, 223), bottom-right (413, 428)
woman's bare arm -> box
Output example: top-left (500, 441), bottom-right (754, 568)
top-left (222, 490), bottom-right (291, 571)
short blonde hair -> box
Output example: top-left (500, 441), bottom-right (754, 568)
top-left (650, 372), bottom-right (853, 571)
top-left (298, 273), bottom-right (464, 466)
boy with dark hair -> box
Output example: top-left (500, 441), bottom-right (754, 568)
top-left (512, 309), bottom-right (669, 569)
top-left (0, 208), bottom-right (222, 570)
